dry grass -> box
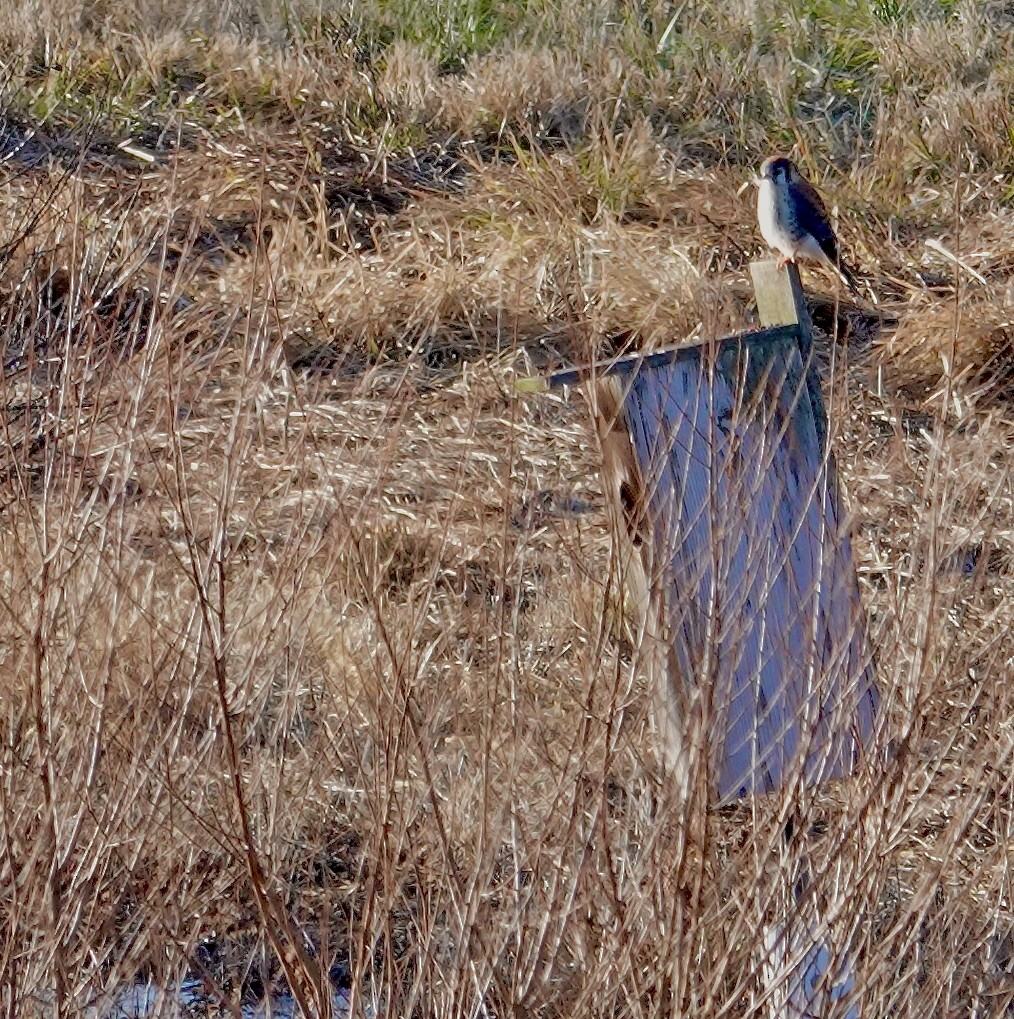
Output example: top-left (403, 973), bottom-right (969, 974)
top-left (1, 1), bottom-right (1013, 1016)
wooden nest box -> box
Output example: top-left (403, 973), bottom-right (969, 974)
top-left (522, 261), bottom-right (881, 809)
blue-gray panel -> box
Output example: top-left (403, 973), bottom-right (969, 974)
top-left (616, 336), bottom-right (879, 803)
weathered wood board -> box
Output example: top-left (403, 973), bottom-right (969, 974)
top-left (592, 328), bottom-right (879, 805)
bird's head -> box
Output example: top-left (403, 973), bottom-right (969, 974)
top-left (758, 156), bottom-right (795, 186)
top-left (738, 155), bottom-right (798, 195)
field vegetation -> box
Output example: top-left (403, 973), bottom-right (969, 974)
top-left (1, 0), bottom-right (1013, 1015)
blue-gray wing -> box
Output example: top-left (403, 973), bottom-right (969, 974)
top-left (793, 178), bottom-right (841, 264)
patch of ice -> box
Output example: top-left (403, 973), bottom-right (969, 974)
top-left (100, 980), bottom-right (351, 1019)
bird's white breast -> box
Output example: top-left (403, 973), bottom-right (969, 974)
top-left (757, 178), bottom-right (796, 258)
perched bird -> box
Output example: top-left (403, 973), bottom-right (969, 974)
top-left (755, 156), bottom-right (862, 298)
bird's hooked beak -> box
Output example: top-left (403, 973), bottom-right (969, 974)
top-left (736, 175), bottom-right (764, 196)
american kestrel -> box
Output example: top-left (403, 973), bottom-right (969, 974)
top-left (755, 156), bottom-right (862, 297)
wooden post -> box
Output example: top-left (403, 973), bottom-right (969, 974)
top-left (516, 258), bottom-right (875, 1018)
top-left (750, 260), bottom-right (813, 340)
top-left (748, 261), bottom-right (861, 1019)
